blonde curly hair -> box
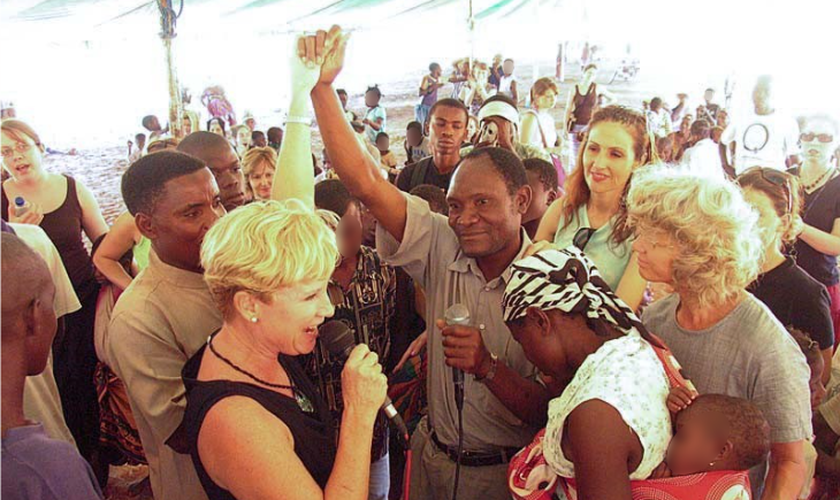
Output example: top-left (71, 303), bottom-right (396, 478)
top-left (201, 199), bottom-right (339, 319)
top-left (627, 167), bottom-right (763, 309)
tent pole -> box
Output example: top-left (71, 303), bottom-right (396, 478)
top-left (158, 0), bottom-right (183, 139)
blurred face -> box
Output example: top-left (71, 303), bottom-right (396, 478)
top-left (138, 168), bottom-right (226, 272)
top-left (717, 111), bottom-right (729, 128)
top-left (209, 120), bottom-right (225, 136)
top-left (582, 122), bottom-right (640, 197)
top-left (406, 127), bottom-right (422, 147)
top-left (237, 127), bottom-right (252, 148)
top-left (375, 135), bottom-right (390, 151)
top-left (258, 279), bottom-right (335, 356)
top-left (137, 136), bottom-right (147, 150)
top-left (752, 83), bottom-right (772, 110)
top-left (704, 90), bottom-right (714, 103)
top-left (534, 89), bottom-right (557, 110)
top-left (365, 91), bottom-right (380, 108)
top-left (447, 160), bottom-right (528, 258)
top-left (432, 66), bottom-right (442, 78)
top-left (503, 60), bottom-right (514, 75)
top-left (204, 144), bottom-right (247, 211)
top-left (666, 406), bottom-right (726, 476)
top-left (1, 131), bottom-right (45, 181)
top-left (800, 118), bottom-right (838, 165)
top-left (247, 161), bottom-right (275, 201)
top-left (148, 117), bottom-right (161, 131)
top-left (650, 100), bottom-right (662, 113)
top-left (338, 92), bottom-right (349, 109)
top-left (245, 118), bottom-right (256, 132)
top-left (681, 115), bottom-right (693, 131)
top-left (252, 133), bottom-right (267, 148)
top-left (336, 202), bottom-right (363, 259)
top-left (631, 225), bottom-right (679, 285)
top-left (523, 170), bottom-right (556, 225)
top-left (430, 106), bottom-right (468, 159)
top-left (742, 188), bottom-right (785, 250)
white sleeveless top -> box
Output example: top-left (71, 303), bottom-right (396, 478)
top-left (543, 334), bottom-right (671, 481)
top-left (499, 74), bottom-right (517, 97)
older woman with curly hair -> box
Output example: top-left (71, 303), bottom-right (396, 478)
top-left (630, 169), bottom-right (812, 499)
top-left (180, 200), bottom-right (388, 500)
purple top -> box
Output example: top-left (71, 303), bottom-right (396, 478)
top-left (2, 424), bottom-right (103, 500)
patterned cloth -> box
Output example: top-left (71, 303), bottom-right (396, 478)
top-left (302, 246), bottom-right (396, 461)
top-left (95, 363), bottom-right (146, 466)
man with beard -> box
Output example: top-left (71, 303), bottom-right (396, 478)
top-left (397, 98), bottom-right (468, 193)
top-left (107, 151), bottom-right (226, 500)
top-left (177, 132), bottom-right (248, 211)
top-left (306, 27), bottom-right (558, 500)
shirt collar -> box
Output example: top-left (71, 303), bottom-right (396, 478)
top-left (448, 229), bottom-right (532, 287)
top-left (147, 250), bottom-right (208, 290)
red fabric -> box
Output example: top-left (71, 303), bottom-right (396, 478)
top-left (826, 283), bottom-right (840, 350)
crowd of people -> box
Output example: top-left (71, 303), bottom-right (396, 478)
top-left (4, 24), bottom-right (840, 500)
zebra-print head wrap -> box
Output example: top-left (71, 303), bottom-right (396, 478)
top-left (502, 246), bottom-right (653, 341)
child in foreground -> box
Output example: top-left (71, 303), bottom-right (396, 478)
top-left (653, 392), bottom-right (771, 479)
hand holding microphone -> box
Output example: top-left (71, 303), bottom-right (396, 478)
top-left (340, 344), bottom-right (388, 422)
top-left (440, 305), bottom-right (494, 403)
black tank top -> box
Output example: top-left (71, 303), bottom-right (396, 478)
top-left (181, 344), bottom-right (337, 499)
top-left (571, 82), bottom-right (598, 126)
top-left (2, 175), bottom-right (96, 298)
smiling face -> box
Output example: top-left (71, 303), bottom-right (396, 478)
top-left (582, 121), bottom-right (640, 197)
top-left (446, 158), bottom-right (528, 258)
top-left (247, 161), bottom-right (275, 201)
top-left (1, 130), bottom-right (45, 181)
top-left (255, 279), bottom-right (335, 356)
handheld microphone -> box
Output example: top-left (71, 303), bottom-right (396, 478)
top-left (318, 320), bottom-right (410, 442)
top-left (444, 304), bottom-right (470, 411)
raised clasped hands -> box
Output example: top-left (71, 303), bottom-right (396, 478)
top-left (296, 25), bottom-right (350, 91)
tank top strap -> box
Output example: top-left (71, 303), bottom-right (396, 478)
top-left (62, 174), bottom-right (83, 215)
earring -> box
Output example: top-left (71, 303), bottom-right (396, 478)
top-left (708, 461), bottom-right (715, 468)
top-left (250, 317), bottom-right (258, 323)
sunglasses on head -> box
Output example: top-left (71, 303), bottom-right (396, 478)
top-left (800, 132), bottom-right (834, 144)
top-left (746, 167), bottom-right (793, 216)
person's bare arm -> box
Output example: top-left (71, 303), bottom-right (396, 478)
top-left (800, 218), bottom-right (840, 257)
top-left (520, 112), bottom-right (540, 147)
top-left (92, 212), bottom-right (139, 290)
top-left (308, 27), bottom-right (407, 242)
top-left (510, 80), bottom-right (519, 104)
top-left (566, 400), bottom-right (636, 500)
top-left (615, 253), bottom-right (646, 311)
top-left (271, 35), bottom-right (326, 208)
top-left (76, 180), bottom-right (109, 243)
top-left (761, 441), bottom-right (808, 500)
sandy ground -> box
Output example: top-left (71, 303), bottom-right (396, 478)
top-left (43, 60), bottom-right (652, 500)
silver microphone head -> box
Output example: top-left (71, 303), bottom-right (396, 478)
top-left (444, 303), bottom-right (471, 326)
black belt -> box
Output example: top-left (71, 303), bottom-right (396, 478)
top-left (429, 429), bottom-right (519, 467)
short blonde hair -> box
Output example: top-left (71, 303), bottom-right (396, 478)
top-left (201, 199), bottom-right (339, 318)
top-left (627, 168), bottom-right (762, 309)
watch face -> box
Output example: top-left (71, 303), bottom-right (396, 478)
top-left (742, 123), bottom-right (770, 153)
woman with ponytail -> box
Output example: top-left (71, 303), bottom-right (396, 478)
top-left (535, 105), bottom-right (655, 309)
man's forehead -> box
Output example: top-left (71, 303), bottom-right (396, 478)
top-left (158, 170), bottom-right (218, 206)
top-left (448, 159), bottom-right (505, 196)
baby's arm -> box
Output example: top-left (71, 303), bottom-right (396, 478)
top-left (667, 386), bottom-right (697, 414)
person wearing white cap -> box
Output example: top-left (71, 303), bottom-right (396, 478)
top-left (471, 95), bottom-right (551, 163)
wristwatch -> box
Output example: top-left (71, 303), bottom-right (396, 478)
top-left (475, 352), bottom-right (499, 383)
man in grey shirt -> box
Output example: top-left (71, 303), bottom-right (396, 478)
top-left (308, 27), bottom-right (559, 500)
top-left (643, 293), bottom-right (812, 497)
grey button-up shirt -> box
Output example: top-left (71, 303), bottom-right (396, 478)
top-left (377, 194), bottom-right (540, 452)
